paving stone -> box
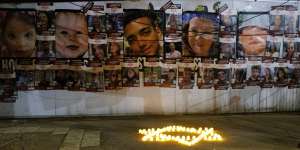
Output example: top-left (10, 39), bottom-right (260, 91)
top-left (81, 130), bottom-right (101, 147)
top-left (59, 129), bottom-right (84, 150)
top-left (52, 127), bottom-right (69, 135)
top-left (20, 126), bottom-right (39, 133)
top-left (0, 127), bottom-right (20, 134)
top-left (36, 127), bottom-right (55, 133)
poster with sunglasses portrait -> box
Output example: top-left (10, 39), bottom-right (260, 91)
top-left (123, 9), bottom-right (164, 57)
top-left (55, 10), bottom-right (89, 59)
top-left (164, 40), bottom-right (182, 59)
top-left (67, 59), bottom-right (86, 91)
top-left (182, 12), bottom-right (219, 58)
top-left (274, 62), bottom-right (288, 87)
top-left (247, 61), bottom-right (262, 86)
top-left (178, 58), bottom-right (195, 89)
top-left (270, 6), bottom-right (285, 35)
top-left (53, 59), bottom-right (68, 90)
top-left (85, 60), bottom-right (104, 92)
top-left (197, 58), bottom-right (214, 89)
top-left (160, 59), bottom-right (177, 88)
top-left (122, 58), bottom-right (140, 87)
top-left (165, 3), bottom-right (182, 38)
top-left (143, 57), bottom-right (161, 87)
top-left (219, 34), bottom-right (235, 60)
top-left (0, 9), bottom-right (37, 58)
top-left (0, 59), bottom-right (17, 103)
top-left (283, 36), bottom-right (299, 60)
top-left (108, 33), bottom-right (123, 59)
top-left (231, 59), bottom-right (247, 89)
top-left (104, 59), bottom-right (122, 90)
top-left (220, 9), bottom-right (237, 34)
top-left (260, 61), bottom-right (274, 88)
top-left (214, 61), bottom-right (230, 90)
top-left (288, 63), bottom-right (300, 88)
top-left (89, 33), bottom-right (107, 60)
top-left (284, 5), bottom-right (298, 35)
top-left (16, 59), bottom-right (35, 91)
top-left (87, 5), bottom-right (106, 34)
top-left (35, 59), bottom-right (55, 90)
top-left (106, 3), bottom-right (123, 33)
top-left (237, 12), bottom-right (270, 60)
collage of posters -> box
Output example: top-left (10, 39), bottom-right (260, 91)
top-left (87, 5), bottom-right (107, 60)
top-left (2, 2), bottom-right (300, 103)
top-left (36, 3), bottom-right (56, 59)
top-left (0, 3), bottom-right (300, 60)
top-left (164, 3), bottom-right (182, 59)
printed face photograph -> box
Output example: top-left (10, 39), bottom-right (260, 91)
top-left (107, 13), bottom-right (123, 33)
top-left (166, 14), bottom-right (181, 34)
top-left (55, 12), bottom-right (88, 58)
top-left (161, 68), bottom-right (176, 85)
top-left (165, 42), bottom-right (182, 59)
top-left (216, 69), bottom-right (228, 82)
top-left (122, 68), bottom-right (139, 86)
top-left (270, 15), bottom-right (284, 31)
top-left (1, 11), bottom-right (36, 57)
top-left (87, 15), bottom-right (106, 33)
top-left (179, 68), bottom-right (194, 89)
top-left (124, 10), bottom-right (163, 56)
top-left (37, 11), bottom-right (55, 35)
top-left (220, 42), bottom-right (234, 58)
top-left (234, 69), bottom-right (246, 83)
top-left (105, 69), bottom-right (122, 89)
top-left (261, 67), bottom-right (274, 83)
top-left (239, 26), bottom-right (268, 56)
top-left (108, 42), bottom-right (122, 58)
top-left (144, 67), bottom-right (161, 85)
top-left (269, 39), bottom-right (281, 57)
top-left (275, 67), bottom-right (288, 82)
top-left (249, 65), bottom-right (261, 81)
top-left (92, 44), bottom-right (106, 59)
top-left (37, 41), bottom-right (55, 58)
top-left (284, 39), bottom-right (296, 59)
top-left (182, 12), bottom-right (219, 57)
top-left (285, 15), bottom-right (297, 34)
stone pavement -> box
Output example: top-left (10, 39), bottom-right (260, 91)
top-left (0, 113), bottom-right (299, 150)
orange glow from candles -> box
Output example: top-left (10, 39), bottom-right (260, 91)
top-left (138, 125), bottom-right (223, 146)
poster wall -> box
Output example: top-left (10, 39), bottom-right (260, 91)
top-left (0, 1), bottom-right (299, 107)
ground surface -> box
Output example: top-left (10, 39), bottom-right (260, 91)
top-left (0, 113), bottom-right (299, 150)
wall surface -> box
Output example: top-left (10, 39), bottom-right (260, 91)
top-left (0, 0), bottom-right (299, 117)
